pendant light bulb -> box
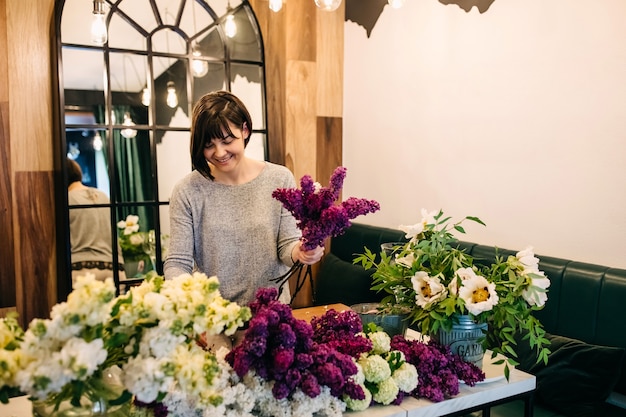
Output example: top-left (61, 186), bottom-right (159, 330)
top-left (314, 0), bottom-right (342, 12)
top-left (191, 45), bottom-right (209, 78)
top-left (166, 81), bottom-right (178, 108)
top-left (91, 0), bottom-right (107, 45)
top-left (120, 112), bottom-right (137, 139)
top-left (141, 88), bottom-right (151, 106)
top-left (388, 0), bottom-right (406, 8)
top-left (224, 14), bottom-right (237, 38)
top-left (269, 0), bottom-right (283, 12)
top-left (93, 131), bottom-right (103, 151)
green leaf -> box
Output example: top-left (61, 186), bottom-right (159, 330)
top-left (466, 216), bottom-right (486, 226)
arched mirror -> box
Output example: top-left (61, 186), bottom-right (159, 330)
top-left (54, 0), bottom-right (267, 296)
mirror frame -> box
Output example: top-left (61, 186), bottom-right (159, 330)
top-left (53, 0), bottom-right (268, 300)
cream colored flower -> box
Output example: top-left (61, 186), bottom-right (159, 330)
top-left (395, 252), bottom-right (415, 269)
top-left (516, 246), bottom-right (540, 272)
top-left (522, 271), bottom-right (551, 307)
top-left (369, 331), bottom-right (391, 355)
top-left (458, 274), bottom-right (499, 315)
top-left (411, 271), bottom-right (448, 309)
top-left (399, 209), bottom-right (438, 241)
top-left (449, 267), bottom-right (477, 296)
top-left (117, 214), bottom-right (140, 235)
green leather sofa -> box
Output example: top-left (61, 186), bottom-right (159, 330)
top-left (315, 222), bottom-right (626, 417)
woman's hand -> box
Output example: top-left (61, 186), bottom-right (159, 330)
top-left (292, 242), bottom-right (324, 265)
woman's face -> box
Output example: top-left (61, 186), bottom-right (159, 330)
top-left (203, 122), bottom-right (248, 174)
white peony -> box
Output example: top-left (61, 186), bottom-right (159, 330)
top-left (458, 274), bottom-right (499, 315)
top-left (411, 271), bottom-right (448, 309)
top-left (522, 271), bottom-right (551, 307)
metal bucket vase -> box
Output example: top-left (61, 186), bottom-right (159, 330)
top-left (351, 303), bottom-right (409, 337)
top-left (434, 315), bottom-right (488, 368)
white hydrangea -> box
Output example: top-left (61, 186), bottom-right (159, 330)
top-left (368, 331), bottom-right (391, 355)
top-left (359, 354), bottom-right (391, 383)
top-left (344, 385), bottom-right (371, 411)
top-left (392, 362), bottom-right (419, 393)
top-left (372, 377), bottom-right (400, 405)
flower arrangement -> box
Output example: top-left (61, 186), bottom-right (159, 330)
top-left (310, 309), bottom-right (484, 407)
top-left (117, 214), bottom-right (149, 262)
top-left (0, 272), bottom-right (250, 415)
top-left (354, 209), bottom-right (551, 375)
top-left (224, 288), bottom-right (363, 416)
top-left (0, 313), bottom-right (24, 404)
top-left (271, 166), bottom-right (380, 301)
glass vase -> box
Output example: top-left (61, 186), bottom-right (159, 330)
top-left (351, 302), bottom-right (409, 337)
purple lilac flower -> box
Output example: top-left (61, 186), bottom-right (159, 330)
top-left (226, 288), bottom-right (362, 401)
top-left (390, 335), bottom-right (485, 402)
top-left (272, 166), bottom-right (380, 251)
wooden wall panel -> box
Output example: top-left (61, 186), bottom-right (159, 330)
top-left (285, 60), bottom-right (317, 180)
top-left (316, 5), bottom-right (344, 117)
top-left (0, 0), bottom-right (7, 102)
top-left (7, 0), bottom-right (54, 172)
top-left (249, 0), bottom-right (287, 166)
top-left (286, 1), bottom-right (316, 62)
top-left (0, 0), bottom-right (16, 310)
top-left (316, 116), bottom-right (343, 185)
top-left (15, 171), bottom-right (56, 325)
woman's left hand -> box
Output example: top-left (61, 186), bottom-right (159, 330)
top-left (292, 243), bottom-right (324, 265)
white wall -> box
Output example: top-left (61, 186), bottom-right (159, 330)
top-left (343, 0), bottom-right (626, 268)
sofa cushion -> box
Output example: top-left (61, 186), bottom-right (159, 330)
top-left (314, 252), bottom-right (383, 307)
top-left (518, 333), bottom-right (626, 417)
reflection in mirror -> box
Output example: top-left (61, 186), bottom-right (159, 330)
top-left (57, 0), bottom-right (267, 295)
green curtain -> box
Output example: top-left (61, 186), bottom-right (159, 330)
top-left (95, 105), bottom-right (154, 233)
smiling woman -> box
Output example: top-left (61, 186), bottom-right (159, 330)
top-left (54, 0), bottom-right (268, 296)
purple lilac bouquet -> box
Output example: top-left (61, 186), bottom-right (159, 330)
top-left (390, 335), bottom-right (485, 402)
top-left (271, 166), bottom-right (380, 302)
top-left (225, 288), bottom-right (365, 403)
top-left (272, 166), bottom-right (380, 251)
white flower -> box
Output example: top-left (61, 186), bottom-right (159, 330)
top-left (0, 349), bottom-right (24, 389)
top-left (58, 338), bottom-right (107, 379)
top-left (449, 267), bottom-right (479, 296)
top-left (411, 271), bottom-right (448, 309)
top-left (359, 354), bottom-right (391, 383)
top-left (129, 233), bottom-right (145, 246)
top-left (368, 331), bottom-right (391, 355)
top-left (372, 377), bottom-right (399, 405)
top-left (399, 209), bottom-right (438, 241)
top-left (122, 355), bottom-right (173, 403)
top-left (458, 273), bottom-right (499, 315)
top-left (522, 271), bottom-right (551, 307)
top-left (395, 252), bottom-right (415, 268)
top-left (516, 246), bottom-right (540, 272)
top-left (117, 214), bottom-right (140, 235)
top-left (392, 362), bottom-right (418, 393)
top-left (344, 385), bottom-right (371, 411)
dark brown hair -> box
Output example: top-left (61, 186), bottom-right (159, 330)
top-left (190, 90), bottom-right (253, 180)
top-left (66, 158), bottom-right (83, 184)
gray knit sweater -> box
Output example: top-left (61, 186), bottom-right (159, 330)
top-left (164, 162), bottom-right (301, 306)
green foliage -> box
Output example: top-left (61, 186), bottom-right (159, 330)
top-left (354, 209), bottom-right (551, 374)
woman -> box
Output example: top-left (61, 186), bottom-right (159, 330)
top-left (164, 91), bottom-right (323, 306)
top-left (67, 157), bottom-right (126, 283)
